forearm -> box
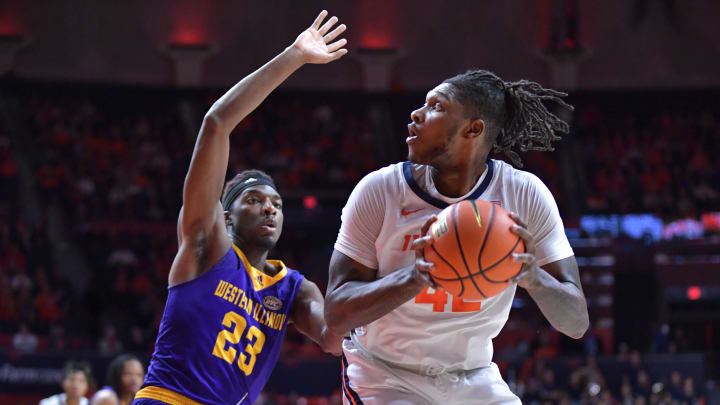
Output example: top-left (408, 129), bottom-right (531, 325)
top-left (325, 266), bottom-right (426, 335)
top-left (525, 267), bottom-right (589, 339)
top-left (318, 325), bottom-right (344, 356)
top-left (205, 46), bottom-right (304, 133)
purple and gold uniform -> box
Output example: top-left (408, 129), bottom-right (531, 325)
top-left (133, 244), bottom-right (304, 405)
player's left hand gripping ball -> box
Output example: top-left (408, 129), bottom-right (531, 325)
top-left (508, 212), bottom-right (540, 290)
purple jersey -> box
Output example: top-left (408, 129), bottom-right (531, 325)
top-left (135, 245), bottom-right (304, 405)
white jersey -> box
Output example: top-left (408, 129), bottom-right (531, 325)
top-left (334, 159), bottom-right (573, 373)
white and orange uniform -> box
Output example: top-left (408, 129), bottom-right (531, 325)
top-left (335, 159), bottom-right (573, 405)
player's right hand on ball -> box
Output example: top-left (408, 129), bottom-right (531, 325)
top-left (412, 215), bottom-right (441, 288)
top-left (291, 10), bottom-right (348, 64)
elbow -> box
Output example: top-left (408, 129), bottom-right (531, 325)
top-left (202, 111), bottom-right (225, 134)
top-left (323, 297), bottom-right (349, 337)
top-left (567, 323), bottom-right (589, 340)
top-left (568, 303), bottom-right (590, 340)
top-left (320, 332), bottom-right (343, 357)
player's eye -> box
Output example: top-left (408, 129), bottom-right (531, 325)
top-left (246, 197), bottom-right (258, 204)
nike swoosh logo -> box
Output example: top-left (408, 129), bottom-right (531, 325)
top-left (401, 208), bottom-right (421, 216)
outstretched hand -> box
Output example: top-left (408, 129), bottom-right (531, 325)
top-left (291, 10), bottom-right (348, 64)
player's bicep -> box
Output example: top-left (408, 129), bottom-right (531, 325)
top-left (541, 256), bottom-right (584, 293)
top-left (290, 279), bottom-right (323, 332)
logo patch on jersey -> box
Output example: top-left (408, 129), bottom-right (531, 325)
top-left (263, 296), bottom-right (283, 311)
top-left (401, 208), bottom-right (422, 216)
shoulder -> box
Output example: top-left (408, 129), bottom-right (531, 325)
top-left (39, 395), bottom-right (60, 405)
top-left (283, 266), bottom-right (305, 285)
top-left (355, 163), bottom-right (400, 192)
top-left (90, 388), bottom-right (118, 405)
top-left (344, 163), bottom-right (403, 210)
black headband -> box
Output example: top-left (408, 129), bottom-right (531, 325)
top-left (222, 177), bottom-right (277, 211)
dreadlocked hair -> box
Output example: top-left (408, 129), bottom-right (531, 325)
top-left (221, 169), bottom-right (276, 201)
top-left (443, 69), bottom-right (574, 167)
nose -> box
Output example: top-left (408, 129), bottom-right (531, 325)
top-left (410, 107), bottom-right (424, 124)
top-left (262, 198), bottom-right (276, 216)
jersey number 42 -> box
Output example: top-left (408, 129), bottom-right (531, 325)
top-left (415, 287), bottom-right (482, 312)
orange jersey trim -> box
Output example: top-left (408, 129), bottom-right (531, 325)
top-left (134, 386), bottom-right (203, 405)
top-left (232, 244), bottom-right (288, 291)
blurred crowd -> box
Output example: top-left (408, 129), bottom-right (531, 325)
top-left (1, 86), bottom-right (719, 405)
top-left (576, 105), bottom-right (720, 218)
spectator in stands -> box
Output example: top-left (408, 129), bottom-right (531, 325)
top-left (90, 354), bottom-right (145, 405)
top-left (98, 325), bottom-right (123, 355)
top-left (39, 361), bottom-right (92, 405)
top-left (12, 323), bottom-right (38, 353)
top-left (682, 376), bottom-right (698, 404)
top-left (634, 370), bottom-right (652, 401)
top-left (668, 370), bottom-right (684, 401)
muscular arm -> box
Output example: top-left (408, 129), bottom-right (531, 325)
top-left (524, 256), bottom-right (589, 339)
top-left (289, 279), bottom-right (344, 355)
top-left (325, 249), bottom-right (433, 335)
top-left (172, 48), bottom-right (308, 286)
top-left (170, 11), bottom-right (347, 285)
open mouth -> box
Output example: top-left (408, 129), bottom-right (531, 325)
top-left (406, 124), bottom-right (419, 144)
top-left (260, 220), bottom-right (277, 232)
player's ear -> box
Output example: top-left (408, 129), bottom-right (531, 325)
top-left (467, 118), bottom-right (485, 139)
top-left (224, 210), bottom-right (232, 227)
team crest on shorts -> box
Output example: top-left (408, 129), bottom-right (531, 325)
top-left (263, 296), bottom-right (283, 311)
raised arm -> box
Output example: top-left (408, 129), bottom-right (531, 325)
top-left (170, 11), bottom-right (347, 285)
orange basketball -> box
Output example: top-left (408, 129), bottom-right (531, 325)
top-left (424, 200), bottom-right (525, 300)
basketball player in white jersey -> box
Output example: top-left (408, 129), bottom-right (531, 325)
top-left (325, 70), bottom-right (590, 404)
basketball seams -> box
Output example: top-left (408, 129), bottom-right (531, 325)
top-left (453, 201), bottom-right (487, 298)
top-left (435, 236), bottom-right (523, 283)
top-left (429, 244), bottom-right (465, 296)
top-left (476, 201), bottom-right (496, 272)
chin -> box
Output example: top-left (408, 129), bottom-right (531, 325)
top-left (256, 236), bottom-right (278, 250)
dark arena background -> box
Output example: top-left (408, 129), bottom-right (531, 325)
top-left (1, 1), bottom-right (720, 404)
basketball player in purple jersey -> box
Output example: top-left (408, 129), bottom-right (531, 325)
top-left (132, 11), bottom-right (347, 405)
top-left (326, 71), bottom-right (590, 404)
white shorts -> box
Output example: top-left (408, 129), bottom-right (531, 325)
top-left (341, 339), bottom-right (521, 405)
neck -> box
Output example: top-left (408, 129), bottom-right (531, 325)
top-left (231, 234), bottom-right (270, 270)
top-left (65, 396), bottom-right (80, 405)
top-left (242, 247), bottom-right (270, 270)
top-left (430, 158), bottom-right (488, 198)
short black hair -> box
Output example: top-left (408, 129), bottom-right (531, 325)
top-left (61, 361), bottom-right (92, 382)
top-left (106, 354), bottom-right (140, 395)
top-left (221, 169), bottom-right (277, 204)
top-left (443, 69), bottom-right (573, 166)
